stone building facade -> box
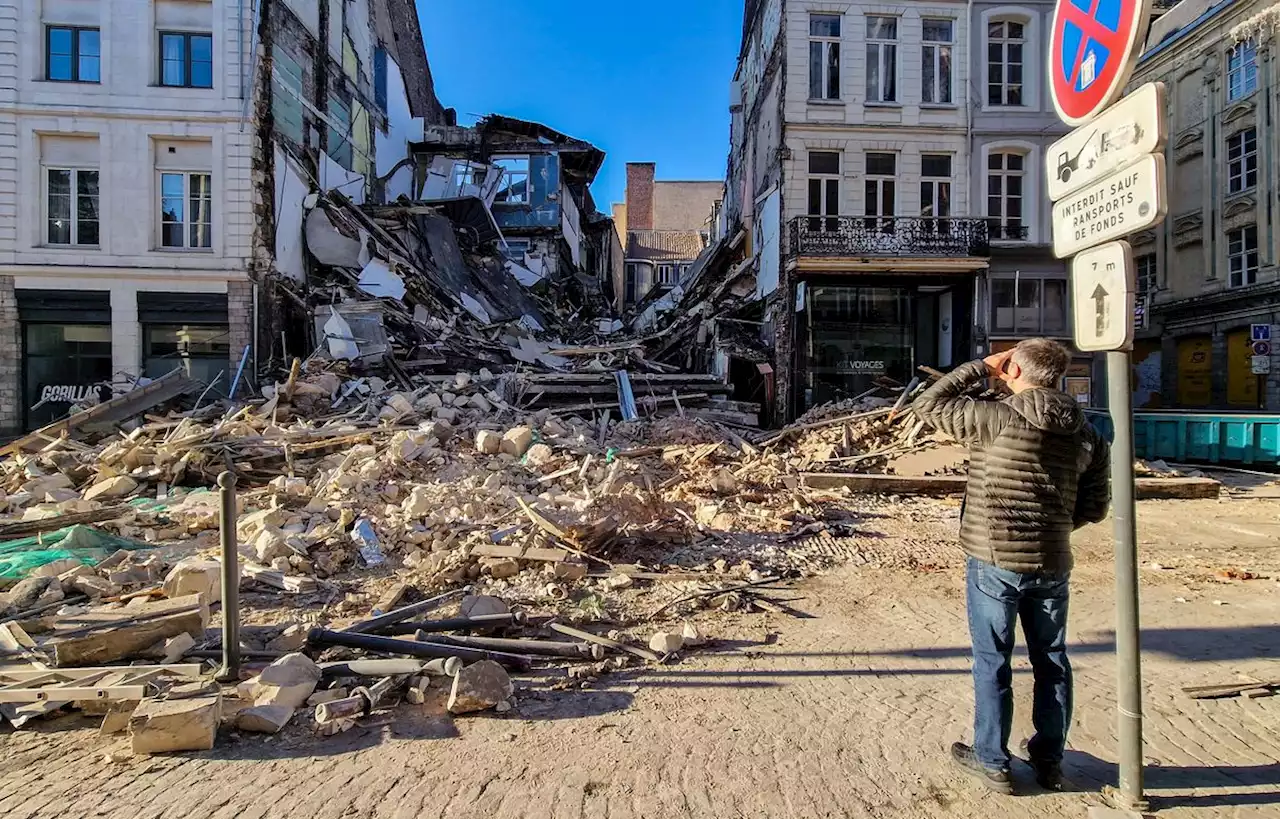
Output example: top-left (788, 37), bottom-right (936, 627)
top-left (1128, 0), bottom-right (1280, 411)
top-left (0, 0), bottom-right (255, 434)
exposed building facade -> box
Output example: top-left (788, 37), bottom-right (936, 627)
top-left (0, 0), bottom-right (256, 434)
top-left (613, 163), bottom-right (720, 310)
top-left (0, 0), bottom-right (441, 435)
top-left (1127, 0), bottom-right (1280, 411)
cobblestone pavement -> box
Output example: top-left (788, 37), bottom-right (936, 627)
top-left (3, 499), bottom-right (1278, 819)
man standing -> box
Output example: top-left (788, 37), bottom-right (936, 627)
top-left (912, 338), bottom-right (1111, 794)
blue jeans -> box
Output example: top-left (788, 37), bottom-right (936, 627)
top-left (966, 555), bottom-right (1072, 771)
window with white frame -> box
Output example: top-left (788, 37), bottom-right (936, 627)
top-left (492, 156), bottom-right (530, 204)
top-left (1228, 41), bottom-right (1258, 102)
top-left (159, 172), bottom-right (212, 249)
top-left (656, 264), bottom-right (677, 286)
top-left (46, 168), bottom-right (99, 246)
top-left (807, 151), bottom-right (841, 230)
top-left (809, 14), bottom-right (841, 100)
top-left (1228, 225), bottom-right (1259, 288)
top-left (987, 20), bottom-right (1025, 106)
top-left (920, 154), bottom-right (951, 228)
top-left (1135, 253), bottom-right (1156, 294)
top-left (864, 152), bottom-right (896, 231)
top-left (865, 16), bottom-right (898, 103)
top-left (922, 19), bottom-right (953, 104)
top-left (987, 151), bottom-right (1026, 240)
top-left (1227, 128), bottom-right (1258, 194)
top-left (991, 277), bottom-right (1068, 335)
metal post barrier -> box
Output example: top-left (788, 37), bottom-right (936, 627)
top-left (215, 471), bottom-right (241, 683)
top-left (1106, 351), bottom-right (1146, 809)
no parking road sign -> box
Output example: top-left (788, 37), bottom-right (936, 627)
top-left (1050, 0), bottom-right (1154, 126)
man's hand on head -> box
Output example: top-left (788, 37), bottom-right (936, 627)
top-left (983, 349), bottom-right (1015, 381)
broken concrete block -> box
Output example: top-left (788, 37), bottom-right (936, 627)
top-left (32, 558), bottom-right (84, 578)
top-left (83, 476), bottom-right (139, 502)
top-left (162, 560), bottom-right (222, 604)
top-left (553, 561), bottom-right (588, 581)
top-left (266, 624), bottom-right (308, 653)
top-left (421, 392), bottom-right (443, 410)
top-left (306, 687), bottom-right (348, 708)
top-left (252, 527), bottom-right (292, 564)
top-left (236, 508), bottom-right (285, 541)
top-left (681, 621), bottom-right (706, 646)
top-left (0, 576), bottom-right (61, 613)
top-left (475, 430), bottom-right (501, 455)
top-left (711, 468), bottom-right (738, 495)
top-left (500, 426), bottom-right (534, 457)
top-left (447, 660), bottom-right (513, 715)
top-left (525, 444), bottom-right (555, 468)
top-left (250, 653), bottom-right (321, 709)
top-left (469, 393), bottom-right (493, 413)
top-left (435, 406), bottom-right (459, 424)
top-left (129, 694), bottom-right (221, 754)
top-left (56, 563), bottom-right (95, 591)
top-left (542, 417), bottom-right (568, 438)
top-left (99, 700), bottom-right (139, 735)
top-left (401, 486), bottom-right (433, 518)
top-left (482, 558), bottom-right (520, 579)
top-left (234, 704), bottom-right (296, 734)
top-left (161, 632), bottom-right (195, 663)
top-left (648, 631), bottom-right (685, 654)
top-left (72, 574), bottom-right (120, 599)
top-left (459, 594), bottom-right (509, 618)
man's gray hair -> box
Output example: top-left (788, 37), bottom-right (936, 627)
top-left (1012, 338), bottom-right (1072, 388)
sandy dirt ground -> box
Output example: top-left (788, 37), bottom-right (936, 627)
top-left (3, 495), bottom-right (1278, 819)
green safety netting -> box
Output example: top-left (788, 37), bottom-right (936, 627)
top-left (0, 525), bottom-right (158, 581)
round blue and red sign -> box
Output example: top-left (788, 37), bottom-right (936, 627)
top-left (1049, 0), bottom-right (1153, 126)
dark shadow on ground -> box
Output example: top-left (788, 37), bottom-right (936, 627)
top-left (1057, 750), bottom-right (1280, 810)
top-left (758, 624), bottom-right (1280, 664)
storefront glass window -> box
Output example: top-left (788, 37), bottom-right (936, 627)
top-left (143, 324), bottom-right (231, 393)
top-left (991, 277), bottom-right (1068, 336)
top-left (23, 323), bottom-right (113, 430)
top-left (805, 285), bottom-right (914, 407)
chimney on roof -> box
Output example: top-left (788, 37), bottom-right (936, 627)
top-left (626, 162), bottom-right (655, 231)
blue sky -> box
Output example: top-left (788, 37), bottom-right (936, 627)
top-left (418, 0), bottom-right (741, 210)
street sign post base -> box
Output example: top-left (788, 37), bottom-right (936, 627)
top-left (1102, 784), bottom-right (1150, 813)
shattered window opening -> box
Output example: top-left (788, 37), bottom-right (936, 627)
top-left (45, 167), bottom-right (99, 246)
top-left (492, 156), bottom-right (531, 205)
top-left (159, 171), bottom-right (212, 250)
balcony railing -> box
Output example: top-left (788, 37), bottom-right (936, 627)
top-left (987, 220), bottom-right (1030, 241)
top-left (788, 216), bottom-right (990, 259)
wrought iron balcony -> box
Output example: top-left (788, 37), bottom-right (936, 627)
top-left (788, 216), bottom-right (990, 259)
top-left (987, 220), bottom-right (1030, 241)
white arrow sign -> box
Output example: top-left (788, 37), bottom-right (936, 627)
top-left (1071, 241), bottom-right (1135, 352)
top-left (1047, 82), bottom-right (1167, 202)
top-left (1052, 153), bottom-right (1167, 258)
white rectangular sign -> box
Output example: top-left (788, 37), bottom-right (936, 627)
top-left (1046, 82), bottom-right (1166, 202)
top-left (1252, 355), bottom-right (1271, 375)
top-left (1052, 154), bottom-right (1167, 259)
top-left (1071, 241), bottom-right (1135, 352)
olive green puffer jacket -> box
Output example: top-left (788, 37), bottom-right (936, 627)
top-left (912, 359), bottom-right (1111, 574)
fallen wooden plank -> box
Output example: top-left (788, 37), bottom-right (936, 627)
top-left (800, 473), bottom-right (1222, 499)
top-left (44, 595), bottom-right (208, 668)
top-left (1182, 680), bottom-right (1280, 699)
top-left (0, 664), bottom-right (201, 682)
top-left (0, 505), bottom-right (134, 540)
top-left (548, 622), bottom-right (662, 663)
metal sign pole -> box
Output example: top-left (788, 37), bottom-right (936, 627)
top-left (1106, 350), bottom-right (1145, 809)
